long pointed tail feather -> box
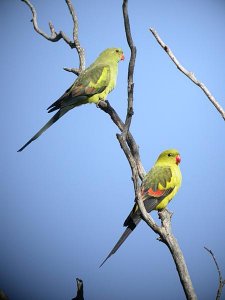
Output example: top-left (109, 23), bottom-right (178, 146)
top-left (17, 108), bottom-right (70, 152)
top-left (99, 218), bottom-right (141, 268)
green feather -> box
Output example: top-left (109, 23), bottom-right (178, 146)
top-left (142, 166), bottom-right (172, 192)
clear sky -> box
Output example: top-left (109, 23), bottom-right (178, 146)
top-left (1, 1), bottom-right (225, 299)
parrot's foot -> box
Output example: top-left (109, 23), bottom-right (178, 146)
top-left (158, 208), bottom-right (173, 221)
top-left (96, 100), bottom-right (107, 108)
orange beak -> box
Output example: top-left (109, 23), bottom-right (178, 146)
top-left (176, 155), bottom-right (181, 165)
top-left (121, 53), bottom-right (125, 61)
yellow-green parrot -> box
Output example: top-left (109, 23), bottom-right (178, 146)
top-left (18, 48), bottom-right (124, 152)
top-left (100, 149), bottom-right (182, 267)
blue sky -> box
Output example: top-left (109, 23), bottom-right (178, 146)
top-left (1, 1), bottom-right (225, 299)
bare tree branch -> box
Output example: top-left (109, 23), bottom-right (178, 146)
top-left (21, 0), bottom-right (85, 75)
top-left (149, 28), bottom-right (225, 121)
top-left (204, 247), bottom-right (225, 300)
top-left (71, 278), bottom-right (84, 300)
top-left (158, 210), bottom-right (197, 300)
top-left (122, 0), bottom-right (136, 136)
top-left (98, 100), bottom-right (146, 180)
top-left (102, 3), bottom-right (197, 299)
top-left (65, 0), bottom-right (85, 71)
top-left (119, 0), bottom-right (159, 233)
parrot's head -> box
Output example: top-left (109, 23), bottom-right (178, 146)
top-left (156, 149), bottom-right (181, 166)
top-left (99, 48), bottom-right (125, 63)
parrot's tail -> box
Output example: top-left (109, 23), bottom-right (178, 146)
top-left (17, 107), bottom-right (70, 152)
top-left (99, 218), bottom-right (141, 268)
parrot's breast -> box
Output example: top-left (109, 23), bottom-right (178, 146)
top-left (155, 165), bottom-right (182, 210)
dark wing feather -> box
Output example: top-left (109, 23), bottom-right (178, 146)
top-left (48, 64), bottom-right (111, 113)
top-left (99, 186), bottom-right (174, 267)
top-left (99, 223), bottom-right (141, 268)
top-left (143, 187), bottom-right (174, 211)
top-left (17, 107), bottom-right (69, 152)
top-left (142, 166), bottom-right (172, 193)
top-left (123, 187), bottom-right (174, 227)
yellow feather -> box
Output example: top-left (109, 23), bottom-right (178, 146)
top-left (155, 159), bottom-right (182, 210)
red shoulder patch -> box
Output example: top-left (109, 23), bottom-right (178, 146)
top-left (147, 188), bottom-right (165, 197)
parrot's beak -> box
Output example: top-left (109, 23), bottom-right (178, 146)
top-left (121, 53), bottom-right (125, 61)
top-left (176, 155), bottom-right (181, 165)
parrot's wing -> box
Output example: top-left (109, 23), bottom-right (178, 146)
top-left (123, 166), bottom-right (174, 227)
top-left (123, 187), bottom-right (173, 227)
top-left (140, 165), bottom-right (174, 212)
top-left (99, 186), bottom-right (174, 268)
top-left (142, 165), bottom-right (173, 192)
top-left (100, 166), bottom-right (175, 267)
top-left (142, 187), bottom-right (174, 211)
top-left (48, 64), bottom-right (111, 112)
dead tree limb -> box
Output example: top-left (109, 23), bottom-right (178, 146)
top-left (98, 100), bottom-right (146, 180)
top-left (122, 0), bottom-right (136, 136)
top-left (204, 247), bottom-right (225, 300)
top-left (71, 278), bottom-right (84, 300)
top-left (149, 28), bottom-right (225, 121)
top-left (101, 2), bottom-right (197, 299)
top-left (65, 0), bottom-right (85, 72)
top-left (21, 0), bottom-right (85, 75)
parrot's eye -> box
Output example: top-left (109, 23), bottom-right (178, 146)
top-left (115, 49), bottom-right (119, 53)
top-left (168, 153), bottom-right (172, 157)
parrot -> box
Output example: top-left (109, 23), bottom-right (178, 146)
top-left (100, 149), bottom-right (182, 267)
top-left (17, 48), bottom-right (124, 152)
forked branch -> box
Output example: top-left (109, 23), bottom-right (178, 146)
top-left (112, 3), bottom-right (197, 299)
top-left (98, 100), bottom-right (145, 180)
top-left (21, 0), bottom-right (85, 75)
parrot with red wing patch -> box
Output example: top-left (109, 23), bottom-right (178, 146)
top-left (100, 149), bottom-right (182, 267)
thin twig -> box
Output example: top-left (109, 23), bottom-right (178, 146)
top-left (122, 0), bottom-right (137, 136)
top-left (65, 0), bottom-right (85, 71)
top-left (21, 0), bottom-right (85, 74)
top-left (204, 247), bottom-right (225, 300)
top-left (149, 28), bottom-right (225, 121)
